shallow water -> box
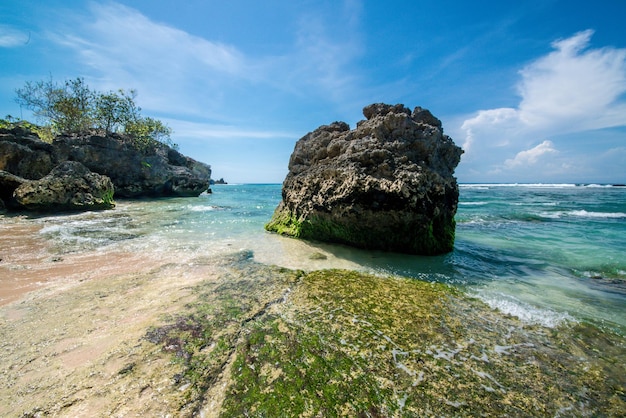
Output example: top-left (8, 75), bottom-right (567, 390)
top-left (1, 183), bottom-right (625, 334)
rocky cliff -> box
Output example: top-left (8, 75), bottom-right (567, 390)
top-left (0, 126), bottom-right (211, 212)
top-left (266, 103), bottom-right (463, 255)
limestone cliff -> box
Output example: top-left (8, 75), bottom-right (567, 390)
top-left (266, 103), bottom-right (463, 255)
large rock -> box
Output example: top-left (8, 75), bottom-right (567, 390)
top-left (266, 103), bottom-right (463, 255)
top-left (14, 161), bottom-right (115, 211)
top-left (0, 126), bottom-right (211, 205)
top-left (0, 170), bottom-right (29, 210)
top-left (0, 127), bottom-right (55, 179)
top-left (52, 135), bottom-right (211, 197)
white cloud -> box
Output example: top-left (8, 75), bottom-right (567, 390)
top-left (459, 30), bottom-right (626, 179)
top-left (460, 107), bottom-right (518, 151)
top-left (50, 2), bottom-right (246, 117)
top-left (47, 1), bottom-right (367, 131)
top-left (0, 25), bottom-right (29, 47)
top-left (504, 140), bottom-right (557, 168)
top-left (166, 119), bottom-right (297, 141)
top-left (517, 30), bottom-right (626, 128)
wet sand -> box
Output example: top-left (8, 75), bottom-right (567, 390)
top-left (0, 222), bottom-right (225, 416)
top-left (0, 222), bottom-right (175, 305)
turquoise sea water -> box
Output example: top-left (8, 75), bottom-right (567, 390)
top-left (15, 183), bottom-right (626, 333)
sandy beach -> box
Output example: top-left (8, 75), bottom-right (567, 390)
top-left (0, 222), bottom-right (227, 416)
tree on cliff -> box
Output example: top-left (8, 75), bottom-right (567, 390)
top-left (15, 77), bottom-right (176, 150)
top-left (15, 78), bottom-right (92, 134)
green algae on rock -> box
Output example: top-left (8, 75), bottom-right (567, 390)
top-left (265, 104), bottom-right (462, 255)
top-left (143, 259), bottom-right (624, 417)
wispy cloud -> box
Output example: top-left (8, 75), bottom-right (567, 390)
top-left (0, 25), bottom-right (30, 47)
top-left (517, 30), bottom-right (626, 129)
top-left (49, 2), bottom-right (246, 118)
top-left (459, 30), bottom-right (626, 179)
top-left (47, 1), bottom-right (367, 131)
top-left (166, 119), bottom-right (298, 142)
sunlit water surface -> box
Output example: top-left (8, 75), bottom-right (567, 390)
top-left (14, 183), bottom-right (626, 333)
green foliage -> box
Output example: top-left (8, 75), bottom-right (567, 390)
top-left (93, 89), bottom-right (140, 135)
top-left (16, 77), bottom-right (93, 134)
top-left (14, 77), bottom-right (174, 149)
top-left (1, 115), bottom-right (55, 143)
top-left (125, 116), bottom-right (177, 152)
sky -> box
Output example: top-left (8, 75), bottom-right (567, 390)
top-left (1, 0), bottom-right (625, 184)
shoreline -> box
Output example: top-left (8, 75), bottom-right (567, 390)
top-left (0, 234), bottom-right (226, 417)
top-left (0, 221), bottom-right (177, 306)
top-left (1, 217), bottom-right (625, 416)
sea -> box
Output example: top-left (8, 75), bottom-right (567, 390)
top-left (5, 183), bottom-right (626, 334)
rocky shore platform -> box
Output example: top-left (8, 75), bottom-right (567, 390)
top-left (0, 224), bottom-right (624, 417)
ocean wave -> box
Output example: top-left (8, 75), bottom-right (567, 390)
top-left (37, 214), bottom-right (141, 252)
top-left (460, 183), bottom-right (626, 189)
top-left (581, 183), bottom-right (620, 188)
top-left (474, 292), bottom-right (574, 328)
top-left (539, 210), bottom-right (626, 219)
top-left (460, 183), bottom-right (579, 188)
top-left (569, 210), bottom-right (626, 218)
top-left (459, 201), bottom-right (489, 206)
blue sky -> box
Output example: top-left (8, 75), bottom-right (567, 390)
top-left (1, 0), bottom-right (625, 183)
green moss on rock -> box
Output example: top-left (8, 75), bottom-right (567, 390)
top-left (145, 257), bottom-right (625, 417)
top-left (266, 208), bottom-right (456, 255)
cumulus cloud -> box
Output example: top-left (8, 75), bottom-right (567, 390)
top-left (504, 140), bottom-right (557, 168)
top-left (459, 30), bottom-right (626, 178)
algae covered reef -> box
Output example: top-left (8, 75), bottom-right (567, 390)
top-left (148, 253), bottom-right (625, 417)
top-left (1, 251), bottom-right (624, 417)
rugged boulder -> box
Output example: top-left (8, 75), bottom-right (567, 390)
top-left (0, 170), bottom-right (29, 210)
top-left (266, 103), bottom-right (463, 255)
top-left (14, 161), bottom-right (115, 211)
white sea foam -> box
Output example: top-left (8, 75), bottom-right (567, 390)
top-left (460, 183), bottom-right (579, 188)
top-left (568, 210), bottom-right (626, 218)
top-left (538, 210), bottom-right (626, 219)
top-left (475, 292), bottom-right (574, 328)
top-left (459, 201), bottom-right (489, 206)
top-left (187, 204), bottom-right (217, 212)
top-left (582, 183), bottom-right (615, 188)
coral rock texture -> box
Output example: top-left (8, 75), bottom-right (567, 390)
top-left (14, 161), bottom-right (115, 211)
top-left (266, 103), bottom-right (463, 255)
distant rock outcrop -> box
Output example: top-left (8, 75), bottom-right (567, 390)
top-left (266, 103), bottom-right (463, 255)
top-left (14, 161), bottom-right (115, 211)
top-left (0, 126), bottom-right (212, 211)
